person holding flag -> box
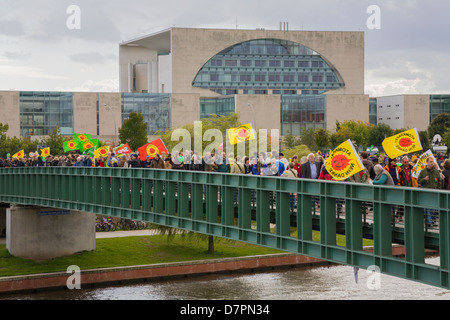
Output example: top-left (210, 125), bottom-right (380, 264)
top-left (324, 140), bottom-right (365, 181)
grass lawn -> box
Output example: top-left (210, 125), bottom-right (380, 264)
top-left (0, 229), bottom-right (373, 278)
top-left (0, 234), bottom-right (283, 277)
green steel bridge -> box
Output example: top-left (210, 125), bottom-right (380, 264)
top-left (1, 166), bottom-right (449, 290)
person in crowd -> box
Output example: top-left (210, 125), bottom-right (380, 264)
top-left (301, 153), bottom-right (321, 179)
top-left (203, 152), bottom-right (217, 172)
top-left (164, 153), bottom-right (173, 169)
top-left (150, 153), bottom-right (164, 169)
top-left (384, 158), bottom-right (400, 185)
top-left (291, 155), bottom-right (301, 178)
top-left (398, 156), bottom-right (414, 187)
top-left (441, 159), bottom-right (450, 190)
top-left (243, 156), bottom-right (251, 174)
top-left (74, 156), bottom-right (84, 167)
top-left (419, 157), bottom-right (443, 227)
top-left (172, 151), bottom-right (184, 170)
top-left (281, 162), bottom-right (298, 178)
top-left (127, 153), bottom-right (141, 168)
top-left (217, 152), bottom-right (231, 173)
top-left (142, 155), bottom-right (152, 168)
top-left (231, 156), bottom-right (246, 174)
top-left (372, 164), bottom-right (395, 185)
top-left (360, 151), bottom-right (375, 180)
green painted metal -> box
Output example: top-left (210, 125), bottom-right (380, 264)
top-left (0, 167), bottom-right (449, 289)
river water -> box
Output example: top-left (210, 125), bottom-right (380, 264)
top-left (3, 257), bottom-right (450, 301)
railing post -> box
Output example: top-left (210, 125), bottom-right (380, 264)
top-left (177, 182), bottom-right (190, 218)
top-left (221, 186), bottom-right (235, 228)
top-left (298, 193), bottom-right (312, 241)
top-left (373, 202), bottom-right (393, 260)
top-left (345, 199), bottom-right (363, 251)
top-left (320, 196), bottom-right (336, 246)
top-left (256, 189), bottom-right (271, 234)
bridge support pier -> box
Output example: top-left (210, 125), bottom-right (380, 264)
top-left (6, 206), bottom-right (96, 260)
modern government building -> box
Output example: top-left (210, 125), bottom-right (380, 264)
top-left (0, 27), bottom-right (449, 143)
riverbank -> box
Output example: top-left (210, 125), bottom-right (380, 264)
top-left (0, 252), bottom-right (330, 294)
top-left (0, 231), bottom-right (438, 295)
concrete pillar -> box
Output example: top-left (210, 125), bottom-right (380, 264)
top-left (6, 206), bottom-right (96, 260)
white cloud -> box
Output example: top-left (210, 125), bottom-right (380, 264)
top-left (55, 78), bottom-right (119, 93)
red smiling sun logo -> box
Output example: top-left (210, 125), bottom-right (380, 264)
top-left (331, 154), bottom-right (351, 171)
top-left (238, 129), bottom-right (249, 138)
top-left (398, 137), bottom-right (413, 148)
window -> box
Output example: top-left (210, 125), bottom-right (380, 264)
top-left (255, 73), bottom-right (266, 82)
top-left (240, 73), bottom-right (252, 82)
top-left (284, 60), bottom-right (295, 68)
top-left (298, 73), bottom-right (309, 82)
top-left (269, 60), bottom-right (281, 67)
top-left (210, 59), bottom-right (222, 67)
top-left (312, 73), bottom-right (323, 82)
top-left (255, 60), bottom-right (266, 67)
top-left (283, 73), bottom-right (295, 82)
top-left (192, 38), bottom-right (343, 95)
top-left (298, 61), bottom-right (309, 68)
top-left (269, 74), bottom-right (280, 82)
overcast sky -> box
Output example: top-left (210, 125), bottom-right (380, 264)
top-left (0, 0), bottom-right (448, 97)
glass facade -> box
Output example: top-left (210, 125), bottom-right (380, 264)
top-left (192, 38), bottom-right (343, 95)
top-left (369, 97), bottom-right (377, 125)
top-left (430, 95), bottom-right (450, 123)
top-left (280, 95), bottom-right (326, 136)
top-left (121, 93), bottom-right (171, 134)
top-left (200, 96), bottom-right (235, 119)
top-left (20, 91), bottom-right (74, 137)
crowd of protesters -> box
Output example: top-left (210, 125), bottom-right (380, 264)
top-left (1, 148), bottom-right (448, 227)
top-left (1, 149), bottom-right (449, 190)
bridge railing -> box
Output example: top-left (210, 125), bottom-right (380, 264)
top-left (0, 166), bottom-right (449, 289)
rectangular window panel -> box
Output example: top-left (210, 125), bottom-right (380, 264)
top-left (269, 60), bottom-right (281, 67)
top-left (298, 61), bottom-right (309, 68)
top-left (255, 60), bottom-right (266, 67)
top-left (225, 60), bottom-right (237, 67)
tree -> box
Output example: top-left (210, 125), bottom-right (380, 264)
top-left (367, 123), bottom-right (393, 147)
top-left (40, 126), bottom-right (71, 156)
top-left (428, 113), bottom-right (450, 140)
top-left (333, 120), bottom-right (372, 150)
top-left (419, 130), bottom-right (431, 151)
top-left (282, 131), bottom-right (301, 149)
top-left (300, 127), bottom-right (317, 151)
top-left (119, 112), bottom-right (148, 151)
top-left (313, 128), bottom-right (330, 151)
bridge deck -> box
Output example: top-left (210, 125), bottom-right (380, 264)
top-left (0, 167), bottom-right (449, 289)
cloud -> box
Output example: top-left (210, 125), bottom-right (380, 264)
top-left (69, 52), bottom-right (118, 65)
top-left (0, 63), bottom-right (67, 80)
top-left (4, 51), bottom-right (31, 60)
top-left (55, 78), bottom-right (119, 92)
top-left (0, 19), bottom-right (25, 36)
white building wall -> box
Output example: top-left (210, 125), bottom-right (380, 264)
top-left (376, 95), bottom-right (404, 129)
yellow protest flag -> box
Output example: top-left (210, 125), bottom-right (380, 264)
top-left (94, 146), bottom-right (110, 159)
top-left (40, 147), bottom-right (50, 158)
top-left (414, 149), bottom-right (435, 173)
top-left (325, 140), bottom-right (364, 181)
top-left (227, 123), bottom-right (255, 145)
top-left (12, 150), bottom-right (25, 159)
top-left (382, 128), bottom-right (422, 159)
